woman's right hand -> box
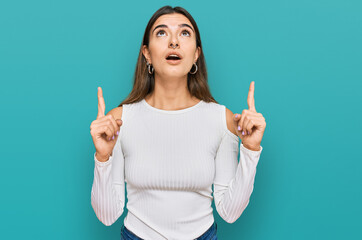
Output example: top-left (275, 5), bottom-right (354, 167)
top-left (90, 87), bottom-right (123, 162)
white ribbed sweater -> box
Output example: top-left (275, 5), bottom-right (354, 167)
top-left (91, 98), bottom-right (263, 240)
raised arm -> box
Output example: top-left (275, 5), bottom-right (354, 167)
top-left (213, 102), bottom-right (264, 223)
top-left (90, 89), bottom-right (126, 226)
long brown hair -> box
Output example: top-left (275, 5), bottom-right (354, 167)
top-left (118, 5), bottom-right (218, 107)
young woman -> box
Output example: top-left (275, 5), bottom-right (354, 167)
top-left (90, 5), bottom-right (266, 240)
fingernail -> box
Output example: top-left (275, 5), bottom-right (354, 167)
top-left (247, 131), bottom-right (250, 135)
top-left (116, 131), bottom-right (119, 136)
top-left (112, 135), bottom-right (115, 140)
top-left (108, 137), bottom-right (111, 141)
top-left (238, 126), bottom-right (241, 131)
top-left (235, 114), bottom-right (239, 119)
top-left (242, 131), bottom-right (245, 136)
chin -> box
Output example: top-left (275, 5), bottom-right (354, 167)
top-left (163, 69), bottom-right (188, 77)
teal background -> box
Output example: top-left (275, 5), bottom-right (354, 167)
top-left (0, 0), bottom-right (361, 239)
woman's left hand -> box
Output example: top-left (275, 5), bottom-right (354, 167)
top-left (233, 81), bottom-right (266, 151)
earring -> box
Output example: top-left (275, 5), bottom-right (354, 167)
top-left (147, 62), bottom-right (154, 74)
top-left (189, 62), bottom-right (198, 74)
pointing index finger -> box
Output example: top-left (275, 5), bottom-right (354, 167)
top-left (97, 87), bottom-right (106, 118)
top-left (247, 81), bottom-right (256, 111)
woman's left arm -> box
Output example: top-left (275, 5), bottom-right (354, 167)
top-left (213, 81), bottom-right (266, 223)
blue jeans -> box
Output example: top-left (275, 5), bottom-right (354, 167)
top-left (120, 222), bottom-right (218, 240)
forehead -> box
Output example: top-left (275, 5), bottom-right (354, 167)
top-left (152, 13), bottom-right (192, 28)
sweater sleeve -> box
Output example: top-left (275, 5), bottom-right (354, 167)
top-left (213, 129), bottom-right (263, 223)
top-left (91, 133), bottom-right (126, 226)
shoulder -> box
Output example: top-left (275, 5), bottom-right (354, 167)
top-left (106, 106), bottom-right (123, 120)
top-left (224, 106), bottom-right (238, 137)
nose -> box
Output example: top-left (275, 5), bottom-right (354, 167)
top-left (169, 30), bottom-right (180, 49)
top-left (169, 34), bottom-right (179, 49)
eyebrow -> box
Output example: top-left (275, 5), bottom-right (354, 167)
top-left (152, 23), bottom-right (194, 34)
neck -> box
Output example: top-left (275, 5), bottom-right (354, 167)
top-left (145, 73), bottom-right (199, 110)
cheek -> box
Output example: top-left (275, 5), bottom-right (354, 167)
top-left (182, 41), bottom-right (197, 56)
top-left (148, 47), bottom-right (164, 63)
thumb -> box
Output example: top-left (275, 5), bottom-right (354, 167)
top-left (116, 119), bottom-right (123, 125)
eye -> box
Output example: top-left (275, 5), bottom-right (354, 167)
top-left (181, 30), bottom-right (191, 36)
top-left (156, 30), bottom-right (166, 36)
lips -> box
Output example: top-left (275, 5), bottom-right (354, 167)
top-left (165, 51), bottom-right (182, 60)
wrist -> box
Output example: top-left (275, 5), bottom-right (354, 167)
top-left (96, 152), bottom-right (110, 162)
top-left (242, 143), bottom-right (261, 151)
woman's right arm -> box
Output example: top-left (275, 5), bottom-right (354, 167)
top-left (90, 87), bottom-right (125, 226)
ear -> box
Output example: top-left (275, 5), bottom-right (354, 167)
top-left (194, 46), bottom-right (201, 63)
top-left (142, 45), bottom-right (151, 64)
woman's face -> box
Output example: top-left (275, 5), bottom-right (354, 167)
top-left (142, 13), bottom-right (200, 79)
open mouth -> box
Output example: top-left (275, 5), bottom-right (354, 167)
top-left (166, 55), bottom-right (181, 61)
top-left (165, 54), bottom-right (182, 65)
